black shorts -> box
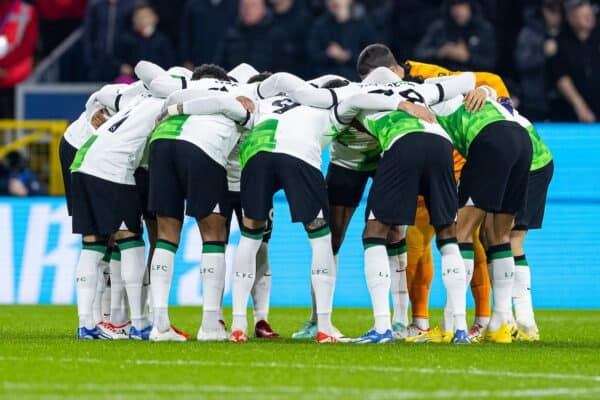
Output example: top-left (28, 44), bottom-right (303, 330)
top-left (149, 139), bottom-right (227, 221)
top-left (366, 133), bottom-right (457, 227)
top-left (71, 172), bottom-right (143, 235)
top-left (241, 152), bottom-right (328, 224)
top-left (134, 167), bottom-right (155, 220)
top-left (459, 120), bottom-right (533, 214)
top-left (59, 137), bottom-right (77, 216)
top-left (222, 190), bottom-right (273, 243)
top-left (514, 160), bottom-right (554, 230)
top-left (326, 163), bottom-right (373, 208)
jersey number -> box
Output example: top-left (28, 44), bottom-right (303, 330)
top-left (272, 98), bottom-right (300, 114)
top-left (368, 88), bottom-right (426, 104)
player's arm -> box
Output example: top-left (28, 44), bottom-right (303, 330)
top-left (167, 95), bottom-right (253, 126)
top-left (164, 87), bottom-right (217, 106)
top-left (417, 72), bottom-right (476, 105)
top-left (333, 92), bottom-right (406, 127)
top-left (134, 60), bottom-right (166, 86)
top-left (307, 74), bottom-right (349, 87)
top-left (149, 73), bottom-right (189, 99)
top-left (257, 72), bottom-right (314, 99)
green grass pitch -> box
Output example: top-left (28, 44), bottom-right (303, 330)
top-left (1, 306), bottom-right (599, 399)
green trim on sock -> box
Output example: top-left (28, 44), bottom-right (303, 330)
top-left (82, 244), bottom-right (107, 254)
top-left (364, 243), bottom-right (385, 250)
top-left (202, 243), bottom-right (225, 253)
top-left (386, 245), bottom-right (407, 256)
top-left (241, 230), bottom-right (263, 240)
top-left (110, 251), bottom-right (121, 261)
top-left (156, 240), bottom-right (178, 253)
top-left (101, 250), bottom-right (111, 262)
top-left (460, 250), bottom-right (475, 260)
top-left (515, 259), bottom-right (529, 266)
top-left (489, 250), bottom-right (513, 260)
top-left (307, 226), bottom-right (331, 239)
top-left (118, 240), bottom-right (145, 251)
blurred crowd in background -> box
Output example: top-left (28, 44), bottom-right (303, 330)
top-left (1, 0), bottom-right (600, 120)
top-left (1, 0), bottom-right (599, 121)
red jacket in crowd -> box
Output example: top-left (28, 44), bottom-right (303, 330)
top-left (0, 0), bottom-right (38, 88)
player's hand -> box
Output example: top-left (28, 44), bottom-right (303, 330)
top-left (236, 96), bottom-right (255, 113)
top-left (91, 108), bottom-right (108, 128)
top-left (464, 88), bottom-right (488, 113)
top-left (397, 101), bottom-right (437, 124)
top-left (575, 102), bottom-right (596, 123)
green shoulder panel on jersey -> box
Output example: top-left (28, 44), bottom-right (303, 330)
top-left (239, 119), bottom-right (278, 169)
top-left (364, 111), bottom-right (425, 151)
top-left (150, 115), bottom-right (190, 144)
top-left (436, 102), bottom-right (506, 157)
top-left (527, 124), bottom-right (553, 171)
top-left (70, 134), bottom-right (98, 171)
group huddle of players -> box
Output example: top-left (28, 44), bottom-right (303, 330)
top-left (60, 43), bottom-right (553, 344)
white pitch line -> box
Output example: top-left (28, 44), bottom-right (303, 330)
top-left (1, 355), bottom-right (600, 383)
top-left (3, 382), bottom-right (600, 400)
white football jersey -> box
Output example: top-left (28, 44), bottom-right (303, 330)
top-left (71, 95), bottom-right (164, 185)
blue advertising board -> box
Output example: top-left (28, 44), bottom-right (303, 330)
top-left (1, 124), bottom-right (599, 308)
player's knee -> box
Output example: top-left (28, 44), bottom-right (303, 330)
top-left (434, 223), bottom-right (456, 240)
top-left (304, 218), bottom-right (328, 235)
top-left (362, 219), bottom-right (390, 239)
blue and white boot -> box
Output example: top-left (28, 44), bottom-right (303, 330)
top-left (77, 325), bottom-right (109, 340)
top-left (452, 329), bottom-right (471, 344)
top-left (129, 325), bottom-right (152, 340)
top-left (352, 328), bottom-right (394, 344)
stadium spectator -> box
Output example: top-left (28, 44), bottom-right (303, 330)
top-left (0, 0), bottom-right (37, 119)
top-left (307, 0), bottom-right (377, 79)
top-left (147, 0), bottom-right (184, 45)
top-left (515, 0), bottom-right (563, 121)
top-left (35, 0), bottom-right (87, 57)
top-left (270, 0), bottom-right (311, 77)
top-left (0, 152), bottom-right (44, 196)
top-left (414, 0), bottom-right (496, 72)
top-left (179, 0), bottom-right (238, 70)
top-left (215, 0), bottom-right (285, 73)
top-left (115, 3), bottom-right (174, 81)
top-left (549, 0), bottom-right (600, 122)
top-left (83, 0), bottom-right (136, 82)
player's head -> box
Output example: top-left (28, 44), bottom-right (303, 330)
top-left (191, 64), bottom-right (231, 81)
top-left (132, 3), bottom-right (158, 36)
top-left (247, 71), bottom-right (273, 84)
top-left (356, 44), bottom-right (404, 80)
top-left (321, 79), bottom-right (350, 89)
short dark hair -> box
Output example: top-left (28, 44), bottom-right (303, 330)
top-left (321, 79), bottom-right (350, 89)
top-left (356, 43), bottom-right (399, 77)
top-left (191, 64), bottom-right (230, 81)
top-left (133, 2), bottom-right (155, 15)
top-left (247, 71), bottom-right (273, 84)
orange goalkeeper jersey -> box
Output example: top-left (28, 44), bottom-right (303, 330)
top-left (405, 60), bottom-right (511, 100)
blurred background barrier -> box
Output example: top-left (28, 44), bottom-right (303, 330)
top-left (0, 123), bottom-right (599, 308)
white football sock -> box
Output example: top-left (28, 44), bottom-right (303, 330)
top-left (488, 244), bottom-right (515, 331)
top-left (201, 242), bottom-right (226, 331)
top-left (141, 264), bottom-right (150, 323)
top-left (118, 237), bottom-right (148, 330)
top-left (459, 243), bottom-right (475, 285)
top-left (439, 240), bottom-right (467, 331)
top-left (93, 255), bottom-right (110, 324)
top-left (76, 243), bottom-right (107, 329)
top-left (150, 241), bottom-right (177, 333)
top-left (251, 242), bottom-right (271, 324)
top-left (388, 241), bottom-right (408, 326)
top-left (101, 263), bottom-right (111, 322)
top-left (109, 248), bottom-right (128, 325)
top-left (413, 317), bottom-right (430, 330)
top-left (231, 230), bottom-right (263, 333)
top-left (364, 240), bottom-right (391, 333)
top-left (308, 228), bottom-right (336, 334)
top-left (513, 256), bottom-right (535, 327)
